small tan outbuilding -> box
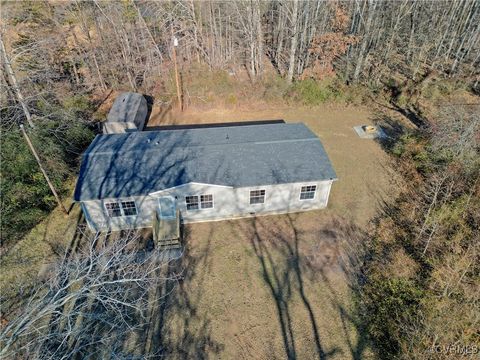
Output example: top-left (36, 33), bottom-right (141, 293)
top-left (103, 92), bottom-right (148, 134)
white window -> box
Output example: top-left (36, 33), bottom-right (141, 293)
top-left (186, 194), bottom-right (214, 210)
top-left (105, 202), bottom-right (122, 217)
top-left (250, 189), bottom-right (265, 204)
top-left (300, 185), bottom-right (316, 200)
top-left (185, 195), bottom-right (199, 210)
top-left (200, 194), bottom-right (213, 209)
top-left (105, 200), bottom-right (138, 217)
top-left (121, 201), bottom-right (137, 216)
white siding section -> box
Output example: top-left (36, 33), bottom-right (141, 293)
top-left (82, 195), bottom-right (156, 231)
top-left (81, 180), bottom-right (334, 231)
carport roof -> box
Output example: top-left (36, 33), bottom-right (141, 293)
top-left (74, 122), bottom-right (337, 201)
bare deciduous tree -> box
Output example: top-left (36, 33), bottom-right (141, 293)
top-left (0, 231), bottom-right (182, 359)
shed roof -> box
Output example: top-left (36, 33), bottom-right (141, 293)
top-left (107, 92), bottom-right (147, 123)
top-left (74, 122), bottom-right (337, 201)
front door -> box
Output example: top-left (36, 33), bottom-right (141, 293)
top-left (158, 196), bottom-right (176, 219)
top-left (154, 196), bottom-right (180, 243)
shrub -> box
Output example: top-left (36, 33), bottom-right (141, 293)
top-left (225, 93), bottom-right (237, 106)
top-left (0, 130), bottom-right (63, 247)
top-left (285, 78), bottom-right (351, 105)
top-left (62, 94), bottom-right (92, 115)
top-left (391, 133), bottom-right (434, 174)
top-left (363, 277), bottom-right (424, 358)
top-left (287, 78), bottom-right (337, 105)
top-left (261, 75), bottom-right (290, 102)
top-left (182, 65), bottom-right (235, 101)
top-left (342, 84), bottom-right (370, 105)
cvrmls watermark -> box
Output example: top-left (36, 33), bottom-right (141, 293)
top-left (429, 342), bottom-right (479, 356)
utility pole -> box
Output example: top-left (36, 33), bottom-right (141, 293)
top-left (19, 124), bottom-right (68, 214)
top-left (171, 28), bottom-right (183, 111)
top-left (1, 34), bottom-right (67, 214)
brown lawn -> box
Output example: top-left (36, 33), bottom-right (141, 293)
top-left (134, 103), bottom-right (396, 359)
top-left (2, 102), bottom-right (396, 359)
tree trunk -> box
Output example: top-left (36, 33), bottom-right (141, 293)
top-left (255, 0), bottom-right (264, 78)
top-left (0, 36), bottom-right (35, 128)
top-left (353, 0), bottom-right (377, 82)
top-left (287, 0), bottom-right (299, 83)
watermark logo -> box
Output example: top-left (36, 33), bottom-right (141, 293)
top-left (429, 340), bottom-right (479, 357)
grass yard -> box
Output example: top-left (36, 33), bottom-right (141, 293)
top-left (132, 103), bottom-right (397, 359)
top-left (145, 213), bottom-right (372, 359)
top-left (0, 196), bottom-right (83, 313)
top-left (2, 102), bottom-right (399, 359)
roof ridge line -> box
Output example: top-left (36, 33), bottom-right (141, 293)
top-left (85, 136), bottom-right (318, 155)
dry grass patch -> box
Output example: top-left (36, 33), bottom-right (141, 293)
top-left (2, 102), bottom-right (394, 358)
top-left (135, 212), bottom-right (374, 359)
top-left (0, 200), bottom-right (82, 314)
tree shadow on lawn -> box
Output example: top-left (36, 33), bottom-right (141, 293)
top-left (0, 206), bottom-right (87, 324)
top-left (238, 213), bottom-right (370, 360)
top-left (370, 109), bottom-right (414, 155)
top-left (140, 225), bottom-right (224, 359)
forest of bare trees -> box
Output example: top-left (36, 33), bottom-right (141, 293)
top-left (2, 0), bottom-right (479, 100)
top-left (361, 105), bottom-right (479, 359)
top-left (70, 0), bottom-right (479, 84)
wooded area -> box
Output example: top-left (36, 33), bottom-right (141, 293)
top-left (1, 1), bottom-right (479, 359)
top-left (362, 105), bottom-right (479, 359)
top-left (2, 0), bottom-right (479, 98)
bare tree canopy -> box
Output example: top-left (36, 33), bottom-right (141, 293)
top-left (0, 231), bottom-right (182, 359)
top-left (2, 0), bottom-right (478, 96)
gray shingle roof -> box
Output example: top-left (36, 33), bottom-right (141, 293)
top-left (74, 122), bottom-right (337, 201)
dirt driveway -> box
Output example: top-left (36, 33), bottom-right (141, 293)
top-left (137, 104), bottom-right (393, 359)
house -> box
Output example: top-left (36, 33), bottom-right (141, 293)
top-left (74, 121), bottom-right (337, 232)
top-left (103, 92), bottom-right (148, 134)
